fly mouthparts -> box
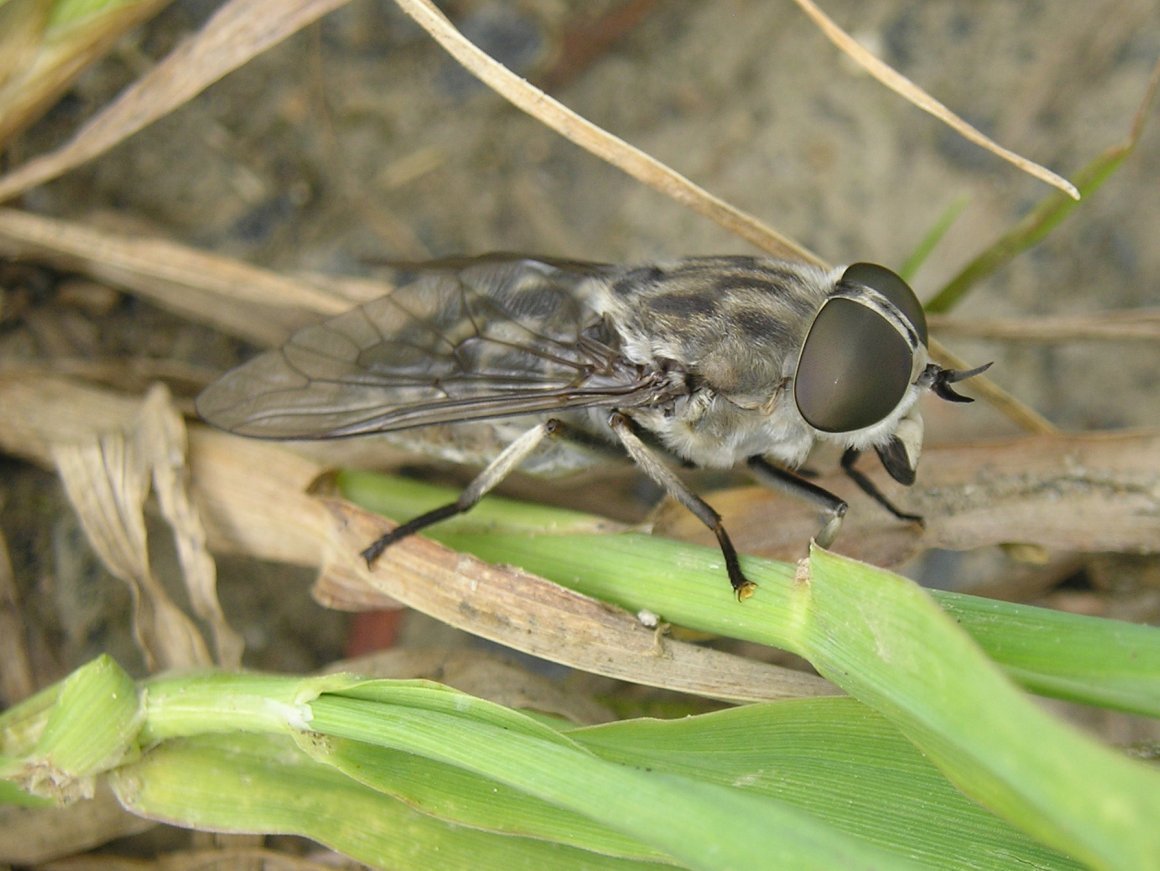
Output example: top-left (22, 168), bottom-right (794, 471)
top-left (923, 361), bottom-right (993, 403)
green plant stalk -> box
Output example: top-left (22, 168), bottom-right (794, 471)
top-left (136, 670), bottom-right (353, 745)
top-left (0, 659), bottom-right (1115, 869)
top-left (337, 468), bottom-right (1160, 866)
top-left (0, 655), bottom-right (141, 801)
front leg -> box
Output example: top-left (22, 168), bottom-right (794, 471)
top-left (840, 448), bottom-right (924, 525)
top-left (745, 456), bottom-right (848, 547)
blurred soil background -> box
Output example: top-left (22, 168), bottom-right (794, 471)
top-left (1, 0), bottom-right (1158, 770)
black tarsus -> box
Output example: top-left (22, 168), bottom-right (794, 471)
top-left (361, 503), bottom-right (464, 565)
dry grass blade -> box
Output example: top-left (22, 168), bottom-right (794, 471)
top-left (0, 209), bottom-right (348, 346)
top-left (928, 309), bottom-right (1160, 343)
top-left (318, 498), bottom-right (838, 703)
top-left (0, 374), bottom-right (142, 467)
top-left (188, 428), bottom-right (332, 567)
top-left (392, 0), bottom-right (820, 264)
top-left (928, 336), bottom-right (1058, 435)
top-left (792, 0), bottom-right (1079, 199)
top-left (0, 0), bottom-right (351, 203)
top-left (0, 372), bottom-right (332, 568)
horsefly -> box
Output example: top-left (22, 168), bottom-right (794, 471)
top-left (196, 255), bottom-right (989, 599)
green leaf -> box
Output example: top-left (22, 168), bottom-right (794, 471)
top-left (305, 691), bottom-right (920, 870)
top-left (573, 698), bottom-right (1081, 870)
top-left (111, 732), bottom-right (656, 871)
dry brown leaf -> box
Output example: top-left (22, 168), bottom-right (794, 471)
top-left (0, 0), bottom-right (351, 203)
top-left (7, 376), bottom-right (241, 671)
top-left (52, 428), bottom-right (211, 672)
top-left (317, 498), bottom-right (838, 704)
top-left (137, 386), bottom-right (243, 668)
top-left (188, 428), bottom-right (331, 567)
top-left (0, 373), bottom-right (336, 569)
top-left (0, 374), bottom-right (142, 467)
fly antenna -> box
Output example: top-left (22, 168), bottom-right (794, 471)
top-left (922, 361), bottom-right (993, 403)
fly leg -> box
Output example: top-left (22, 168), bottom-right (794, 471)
top-left (746, 456), bottom-right (848, 547)
top-left (839, 448), bottom-right (924, 525)
top-left (361, 419), bottom-right (560, 566)
top-left (608, 412), bottom-right (754, 600)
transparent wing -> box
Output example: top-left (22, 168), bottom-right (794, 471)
top-left (196, 257), bottom-right (664, 439)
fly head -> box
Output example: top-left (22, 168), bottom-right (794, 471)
top-left (793, 263), bottom-right (990, 484)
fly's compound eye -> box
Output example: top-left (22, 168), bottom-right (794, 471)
top-left (794, 269), bottom-right (920, 433)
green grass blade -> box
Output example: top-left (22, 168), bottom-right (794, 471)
top-left (898, 194), bottom-right (970, 282)
top-left (338, 469), bottom-right (618, 536)
top-left (921, 64), bottom-right (1158, 314)
top-left (933, 590), bottom-right (1160, 714)
top-left (403, 529), bottom-right (1160, 866)
top-left (128, 670), bottom-right (937, 867)
top-left (572, 698), bottom-right (1081, 870)
top-left (924, 148), bottom-right (1130, 314)
top-left (8, 656), bottom-right (1154, 869)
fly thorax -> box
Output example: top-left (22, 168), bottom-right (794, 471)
top-left (647, 388), bottom-right (797, 469)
